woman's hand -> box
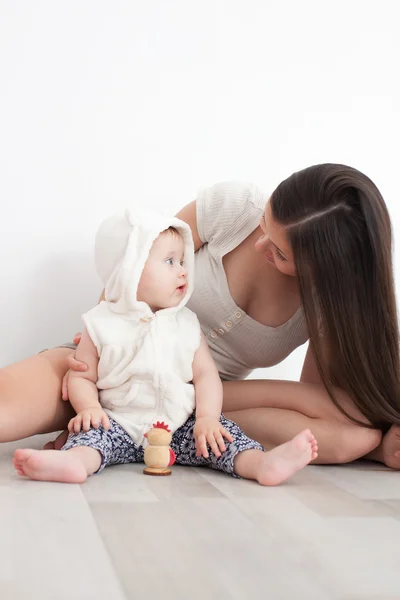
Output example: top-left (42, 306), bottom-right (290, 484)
top-left (72, 332), bottom-right (82, 346)
top-left (68, 407), bottom-right (110, 434)
top-left (61, 333), bottom-right (89, 401)
top-left (194, 416), bottom-right (234, 458)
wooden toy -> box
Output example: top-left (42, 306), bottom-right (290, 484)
top-left (143, 421), bottom-right (176, 476)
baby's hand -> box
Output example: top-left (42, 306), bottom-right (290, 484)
top-left (194, 416), bottom-right (234, 458)
top-left (68, 408), bottom-right (110, 434)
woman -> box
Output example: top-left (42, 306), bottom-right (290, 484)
top-left (1, 164), bottom-right (400, 467)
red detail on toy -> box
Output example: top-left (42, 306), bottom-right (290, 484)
top-left (169, 448), bottom-right (176, 466)
top-left (152, 421), bottom-right (171, 432)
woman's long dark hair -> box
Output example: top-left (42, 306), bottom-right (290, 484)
top-left (271, 164), bottom-right (400, 431)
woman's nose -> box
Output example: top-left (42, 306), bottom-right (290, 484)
top-left (255, 233), bottom-right (270, 252)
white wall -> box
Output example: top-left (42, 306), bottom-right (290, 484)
top-left (1, 0), bottom-right (399, 380)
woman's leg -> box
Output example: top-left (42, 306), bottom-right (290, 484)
top-left (0, 348), bottom-right (75, 442)
top-left (222, 379), bottom-right (382, 464)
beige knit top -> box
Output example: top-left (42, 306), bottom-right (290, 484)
top-left (186, 181), bottom-right (309, 381)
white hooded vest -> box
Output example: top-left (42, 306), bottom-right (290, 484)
top-left (83, 209), bottom-right (201, 446)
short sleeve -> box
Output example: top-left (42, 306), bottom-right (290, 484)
top-left (196, 181), bottom-right (266, 247)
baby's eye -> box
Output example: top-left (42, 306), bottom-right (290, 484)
top-left (180, 260), bottom-right (185, 267)
top-left (165, 258), bottom-right (173, 265)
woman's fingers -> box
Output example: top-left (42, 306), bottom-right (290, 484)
top-left (61, 372), bottom-right (69, 401)
top-left (66, 354), bottom-right (88, 372)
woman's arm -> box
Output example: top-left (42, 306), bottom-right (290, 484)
top-left (300, 344), bottom-right (323, 384)
top-left (223, 345), bottom-right (371, 425)
top-left (222, 344), bottom-right (382, 463)
top-left (67, 329), bottom-right (100, 411)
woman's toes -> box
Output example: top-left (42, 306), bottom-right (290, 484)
top-left (43, 441), bottom-right (56, 450)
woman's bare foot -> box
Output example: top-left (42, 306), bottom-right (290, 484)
top-left (373, 425), bottom-right (400, 469)
top-left (13, 448), bottom-right (88, 483)
top-left (43, 429), bottom-right (69, 450)
top-left (256, 429), bottom-right (318, 486)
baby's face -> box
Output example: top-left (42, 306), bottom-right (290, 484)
top-left (137, 231), bottom-right (187, 312)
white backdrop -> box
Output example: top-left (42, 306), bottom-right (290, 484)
top-left (1, 0), bottom-right (399, 380)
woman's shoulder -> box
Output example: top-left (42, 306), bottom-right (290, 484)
top-left (196, 181), bottom-right (267, 244)
top-left (197, 180), bottom-right (266, 209)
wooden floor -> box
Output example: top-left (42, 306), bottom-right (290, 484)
top-left (1, 433), bottom-right (400, 600)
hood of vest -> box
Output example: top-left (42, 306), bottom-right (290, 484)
top-left (94, 208), bottom-right (195, 321)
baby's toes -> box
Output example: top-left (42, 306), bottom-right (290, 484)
top-left (13, 461), bottom-right (24, 476)
top-left (303, 429), bottom-right (315, 443)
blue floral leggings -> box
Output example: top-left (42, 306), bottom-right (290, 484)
top-left (61, 413), bottom-right (264, 478)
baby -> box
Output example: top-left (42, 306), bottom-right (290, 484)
top-left (13, 209), bottom-right (317, 484)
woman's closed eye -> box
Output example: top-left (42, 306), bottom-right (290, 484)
top-left (274, 248), bottom-right (287, 261)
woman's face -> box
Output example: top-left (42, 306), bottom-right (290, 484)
top-left (255, 201), bottom-right (296, 277)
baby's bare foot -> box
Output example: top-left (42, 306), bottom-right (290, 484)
top-left (257, 429), bottom-right (318, 486)
top-left (13, 448), bottom-right (87, 483)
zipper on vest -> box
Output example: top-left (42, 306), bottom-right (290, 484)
top-left (150, 320), bottom-right (162, 417)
